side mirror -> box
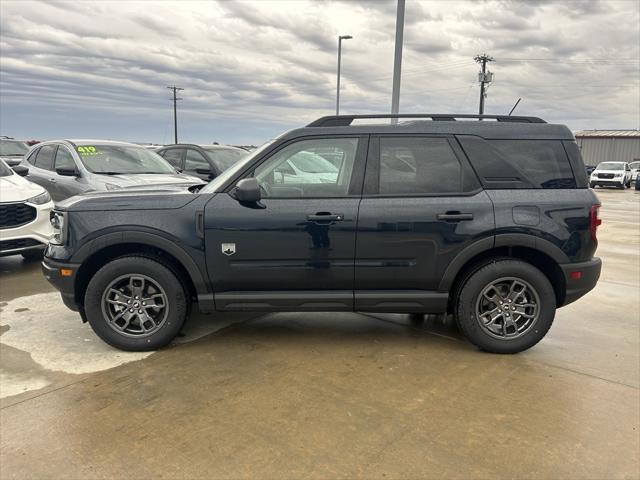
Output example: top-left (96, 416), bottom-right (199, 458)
top-left (56, 166), bottom-right (79, 177)
top-left (234, 178), bottom-right (261, 203)
top-left (12, 165), bottom-right (29, 177)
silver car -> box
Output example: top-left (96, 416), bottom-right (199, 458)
top-left (20, 140), bottom-right (202, 202)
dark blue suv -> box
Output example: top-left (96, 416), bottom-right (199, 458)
top-left (42, 114), bottom-right (602, 353)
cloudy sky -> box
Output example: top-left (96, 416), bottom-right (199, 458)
top-left (1, 0), bottom-right (638, 145)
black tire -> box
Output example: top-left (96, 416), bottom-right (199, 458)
top-left (84, 256), bottom-right (188, 351)
top-left (21, 248), bottom-right (44, 261)
top-left (589, 182), bottom-right (596, 189)
top-left (454, 259), bottom-right (556, 354)
top-left (408, 313), bottom-right (425, 325)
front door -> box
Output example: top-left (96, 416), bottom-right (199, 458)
top-left (354, 135), bottom-right (495, 312)
top-left (204, 135), bottom-right (367, 311)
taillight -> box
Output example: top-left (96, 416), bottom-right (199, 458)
top-left (590, 204), bottom-right (602, 243)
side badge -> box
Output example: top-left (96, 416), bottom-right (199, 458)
top-left (221, 243), bottom-right (236, 256)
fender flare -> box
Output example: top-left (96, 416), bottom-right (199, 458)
top-left (72, 229), bottom-right (210, 296)
top-left (438, 233), bottom-right (569, 291)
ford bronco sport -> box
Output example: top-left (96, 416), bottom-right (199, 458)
top-left (42, 114), bottom-right (602, 354)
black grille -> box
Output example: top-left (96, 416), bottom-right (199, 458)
top-left (0, 203), bottom-right (37, 229)
top-left (0, 238), bottom-right (42, 252)
top-left (598, 173), bottom-right (615, 179)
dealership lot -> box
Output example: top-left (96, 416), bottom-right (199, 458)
top-left (0, 188), bottom-right (638, 478)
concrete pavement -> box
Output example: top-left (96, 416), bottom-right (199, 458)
top-left (1, 188), bottom-right (638, 479)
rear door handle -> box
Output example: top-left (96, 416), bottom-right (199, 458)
top-left (437, 212), bottom-right (474, 222)
top-left (307, 212), bottom-right (344, 223)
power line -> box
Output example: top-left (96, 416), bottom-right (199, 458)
top-left (167, 85), bottom-right (183, 144)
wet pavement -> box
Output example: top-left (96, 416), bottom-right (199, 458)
top-left (1, 188), bottom-right (638, 479)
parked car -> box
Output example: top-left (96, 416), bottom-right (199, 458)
top-left (0, 159), bottom-right (54, 259)
top-left (585, 165), bottom-right (596, 176)
top-left (21, 140), bottom-right (202, 202)
top-left (0, 137), bottom-right (30, 167)
top-left (629, 160), bottom-right (640, 183)
top-left (589, 161), bottom-right (632, 189)
top-left (156, 144), bottom-right (248, 181)
top-left (42, 113), bottom-right (601, 354)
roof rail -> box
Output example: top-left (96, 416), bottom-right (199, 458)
top-left (307, 114), bottom-right (546, 127)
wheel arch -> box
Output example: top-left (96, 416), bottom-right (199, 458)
top-left (442, 235), bottom-right (567, 310)
top-left (72, 231), bottom-right (209, 308)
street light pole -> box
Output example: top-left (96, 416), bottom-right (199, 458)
top-left (167, 85), bottom-right (184, 144)
top-left (336, 35), bottom-right (352, 115)
top-left (391, 0), bottom-right (405, 119)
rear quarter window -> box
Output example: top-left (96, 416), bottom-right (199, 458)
top-left (458, 136), bottom-right (576, 189)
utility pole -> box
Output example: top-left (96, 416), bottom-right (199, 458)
top-left (391, 0), bottom-right (405, 120)
top-left (167, 85), bottom-right (184, 144)
top-left (336, 35), bottom-right (352, 115)
top-left (474, 54), bottom-right (493, 115)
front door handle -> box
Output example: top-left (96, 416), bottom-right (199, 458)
top-left (307, 212), bottom-right (344, 223)
top-left (49, 178), bottom-right (57, 184)
top-left (437, 212), bottom-right (474, 222)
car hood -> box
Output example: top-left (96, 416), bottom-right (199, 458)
top-left (0, 174), bottom-right (46, 203)
top-left (592, 169), bottom-right (625, 175)
top-left (57, 183), bottom-right (209, 212)
top-left (92, 172), bottom-right (201, 187)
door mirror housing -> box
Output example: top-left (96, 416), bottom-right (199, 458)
top-left (12, 165), bottom-right (29, 177)
top-left (56, 166), bottom-right (79, 176)
top-left (234, 178), bottom-right (261, 203)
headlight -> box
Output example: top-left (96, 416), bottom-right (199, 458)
top-left (27, 191), bottom-right (51, 205)
top-left (49, 211), bottom-right (67, 245)
top-left (614, 173), bottom-right (622, 177)
top-left (105, 183), bottom-right (122, 191)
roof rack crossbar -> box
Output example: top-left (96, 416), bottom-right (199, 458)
top-left (307, 114), bottom-right (546, 127)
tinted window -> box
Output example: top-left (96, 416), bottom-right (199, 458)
top-left (26, 148), bottom-right (38, 165)
top-left (254, 138), bottom-right (359, 198)
top-left (459, 137), bottom-right (576, 189)
top-left (185, 149), bottom-right (210, 171)
top-left (161, 148), bottom-right (184, 168)
top-left (34, 145), bottom-right (56, 170)
top-left (202, 147), bottom-right (247, 171)
top-left (377, 137), bottom-right (478, 194)
top-left (54, 147), bottom-right (76, 169)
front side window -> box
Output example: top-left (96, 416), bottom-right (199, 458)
top-left (160, 148), bottom-right (184, 168)
top-left (254, 138), bottom-right (359, 198)
top-left (54, 147), bottom-right (76, 169)
top-left (75, 145), bottom-right (175, 174)
top-left (377, 137), bottom-right (478, 194)
top-left (185, 149), bottom-right (210, 171)
top-left (34, 145), bottom-right (56, 170)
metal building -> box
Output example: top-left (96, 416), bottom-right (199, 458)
top-left (574, 130), bottom-right (640, 167)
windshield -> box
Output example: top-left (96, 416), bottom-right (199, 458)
top-left (202, 147), bottom-right (248, 172)
top-left (0, 140), bottom-right (29, 156)
top-left (200, 139), bottom-right (278, 193)
top-left (76, 145), bottom-right (176, 174)
top-left (0, 160), bottom-right (13, 176)
top-left (597, 162), bottom-right (624, 171)
top-left (288, 152), bottom-right (338, 173)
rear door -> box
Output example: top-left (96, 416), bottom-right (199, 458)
top-left (354, 135), bottom-right (494, 312)
top-left (25, 144), bottom-right (56, 193)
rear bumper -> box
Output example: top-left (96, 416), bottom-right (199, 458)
top-left (560, 257), bottom-right (602, 306)
top-left (41, 257), bottom-right (81, 311)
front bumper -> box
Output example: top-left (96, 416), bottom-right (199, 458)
top-left (560, 257), bottom-right (602, 306)
top-left (0, 200), bottom-right (54, 256)
top-left (41, 257), bottom-right (81, 311)
top-left (590, 177), bottom-right (624, 186)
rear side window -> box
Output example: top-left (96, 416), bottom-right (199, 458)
top-left (458, 136), bottom-right (576, 189)
top-left (373, 137), bottom-right (479, 195)
top-left (34, 145), bottom-right (56, 171)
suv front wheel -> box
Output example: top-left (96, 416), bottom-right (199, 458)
top-left (455, 259), bottom-right (556, 354)
top-left (84, 256), bottom-right (188, 351)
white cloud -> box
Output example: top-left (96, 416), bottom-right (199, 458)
top-left (0, 0), bottom-right (638, 143)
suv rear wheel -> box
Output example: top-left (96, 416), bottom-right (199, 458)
top-left (455, 259), bottom-right (556, 354)
top-left (84, 256), bottom-right (188, 351)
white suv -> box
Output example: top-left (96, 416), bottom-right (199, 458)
top-left (629, 161), bottom-right (640, 183)
top-left (0, 160), bottom-right (54, 259)
top-left (589, 161), bottom-right (632, 189)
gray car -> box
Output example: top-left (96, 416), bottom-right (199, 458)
top-left (21, 140), bottom-right (202, 202)
top-left (0, 137), bottom-right (30, 167)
